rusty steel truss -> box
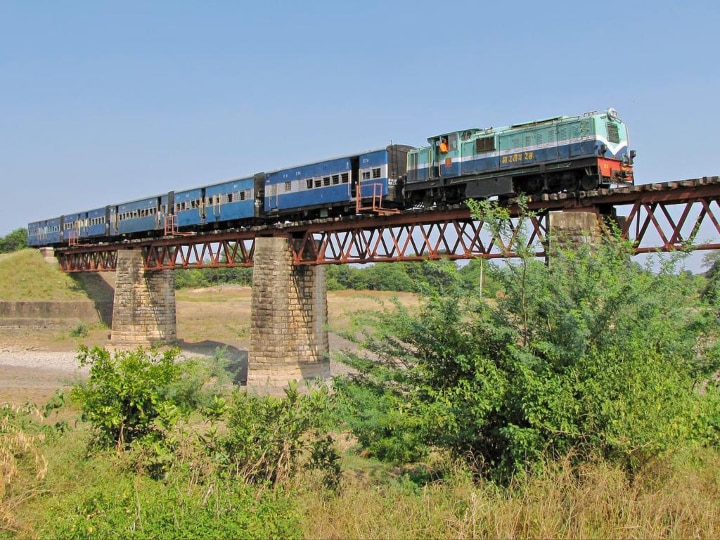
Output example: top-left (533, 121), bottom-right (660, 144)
top-left (54, 176), bottom-right (720, 272)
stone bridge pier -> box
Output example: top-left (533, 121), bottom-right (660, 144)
top-left (248, 236), bottom-right (330, 388)
top-left (548, 210), bottom-right (601, 251)
top-left (111, 250), bottom-right (177, 346)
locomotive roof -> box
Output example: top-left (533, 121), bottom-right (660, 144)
top-left (426, 110), bottom-right (618, 142)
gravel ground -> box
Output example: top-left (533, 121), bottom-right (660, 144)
top-left (0, 349), bottom-right (82, 372)
top-left (0, 349), bottom-right (86, 406)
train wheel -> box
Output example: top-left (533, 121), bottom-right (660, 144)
top-left (580, 175), bottom-right (599, 191)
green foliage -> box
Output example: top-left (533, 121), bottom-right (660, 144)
top-left (217, 381), bottom-right (340, 487)
top-left (44, 474), bottom-right (301, 539)
top-left (174, 266), bottom-right (253, 290)
top-left (71, 346), bottom-right (183, 449)
top-left (333, 377), bottom-right (428, 463)
top-left (163, 348), bottom-right (235, 414)
top-left (327, 259), bottom-right (485, 293)
top-left (0, 228), bottom-right (28, 254)
top-left (69, 322), bottom-right (88, 338)
top-left (335, 203), bottom-right (720, 482)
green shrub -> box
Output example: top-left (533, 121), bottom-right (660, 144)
top-left (335, 201), bottom-right (720, 481)
top-left (71, 347), bottom-right (183, 449)
top-left (69, 322), bottom-right (88, 338)
top-left (218, 381), bottom-right (340, 487)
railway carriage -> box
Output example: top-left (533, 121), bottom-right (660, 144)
top-left (264, 144), bottom-right (412, 218)
top-left (264, 155), bottom-right (354, 218)
top-left (205, 175), bottom-right (263, 225)
top-left (60, 207), bottom-right (113, 243)
top-left (117, 194), bottom-right (168, 235)
top-left (27, 217), bottom-right (62, 247)
top-left (173, 187), bottom-right (205, 228)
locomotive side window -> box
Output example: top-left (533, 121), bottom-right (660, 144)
top-left (372, 167), bottom-right (381, 179)
top-left (476, 136), bottom-right (495, 152)
top-left (362, 171), bottom-right (371, 180)
top-left (448, 133), bottom-right (458, 152)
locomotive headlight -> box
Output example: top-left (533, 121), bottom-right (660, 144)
top-left (607, 108), bottom-right (618, 120)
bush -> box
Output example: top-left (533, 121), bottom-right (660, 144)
top-left (335, 204), bottom-right (720, 482)
top-left (71, 347), bottom-right (183, 449)
top-left (218, 381), bottom-right (340, 488)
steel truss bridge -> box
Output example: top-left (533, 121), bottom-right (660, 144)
top-left (55, 176), bottom-right (720, 272)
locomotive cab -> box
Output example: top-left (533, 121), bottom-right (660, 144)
top-left (428, 132), bottom-right (461, 180)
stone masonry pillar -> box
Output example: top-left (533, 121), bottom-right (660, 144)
top-left (548, 211), bottom-right (601, 252)
top-left (111, 250), bottom-right (176, 346)
top-left (248, 236), bottom-right (330, 389)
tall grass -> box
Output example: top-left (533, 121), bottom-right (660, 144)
top-left (297, 448), bottom-right (720, 539)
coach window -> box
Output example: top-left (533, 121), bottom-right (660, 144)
top-left (332, 174), bottom-right (340, 185)
top-left (341, 173), bottom-right (349, 183)
top-left (284, 181), bottom-right (292, 192)
top-left (323, 176), bottom-right (330, 186)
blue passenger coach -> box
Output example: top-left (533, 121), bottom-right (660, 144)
top-left (60, 207), bottom-right (111, 243)
top-left (117, 194), bottom-right (168, 235)
top-left (27, 217), bottom-right (63, 247)
top-left (264, 144), bottom-right (412, 218)
top-left (173, 187), bottom-right (205, 228)
top-left (205, 176), bottom-right (261, 224)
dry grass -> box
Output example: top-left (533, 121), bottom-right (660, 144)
top-left (0, 404), bottom-right (48, 537)
top-left (298, 450), bottom-right (720, 539)
top-left (175, 286), bottom-right (420, 350)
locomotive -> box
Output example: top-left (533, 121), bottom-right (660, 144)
top-left (27, 108), bottom-right (634, 247)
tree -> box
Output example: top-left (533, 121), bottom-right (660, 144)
top-left (0, 228), bottom-right (27, 253)
top-left (335, 204), bottom-right (720, 481)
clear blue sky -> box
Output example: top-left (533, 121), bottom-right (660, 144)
top-left (1, 0), bottom-right (719, 242)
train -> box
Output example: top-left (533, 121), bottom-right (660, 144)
top-left (27, 108), bottom-right (634, 247)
